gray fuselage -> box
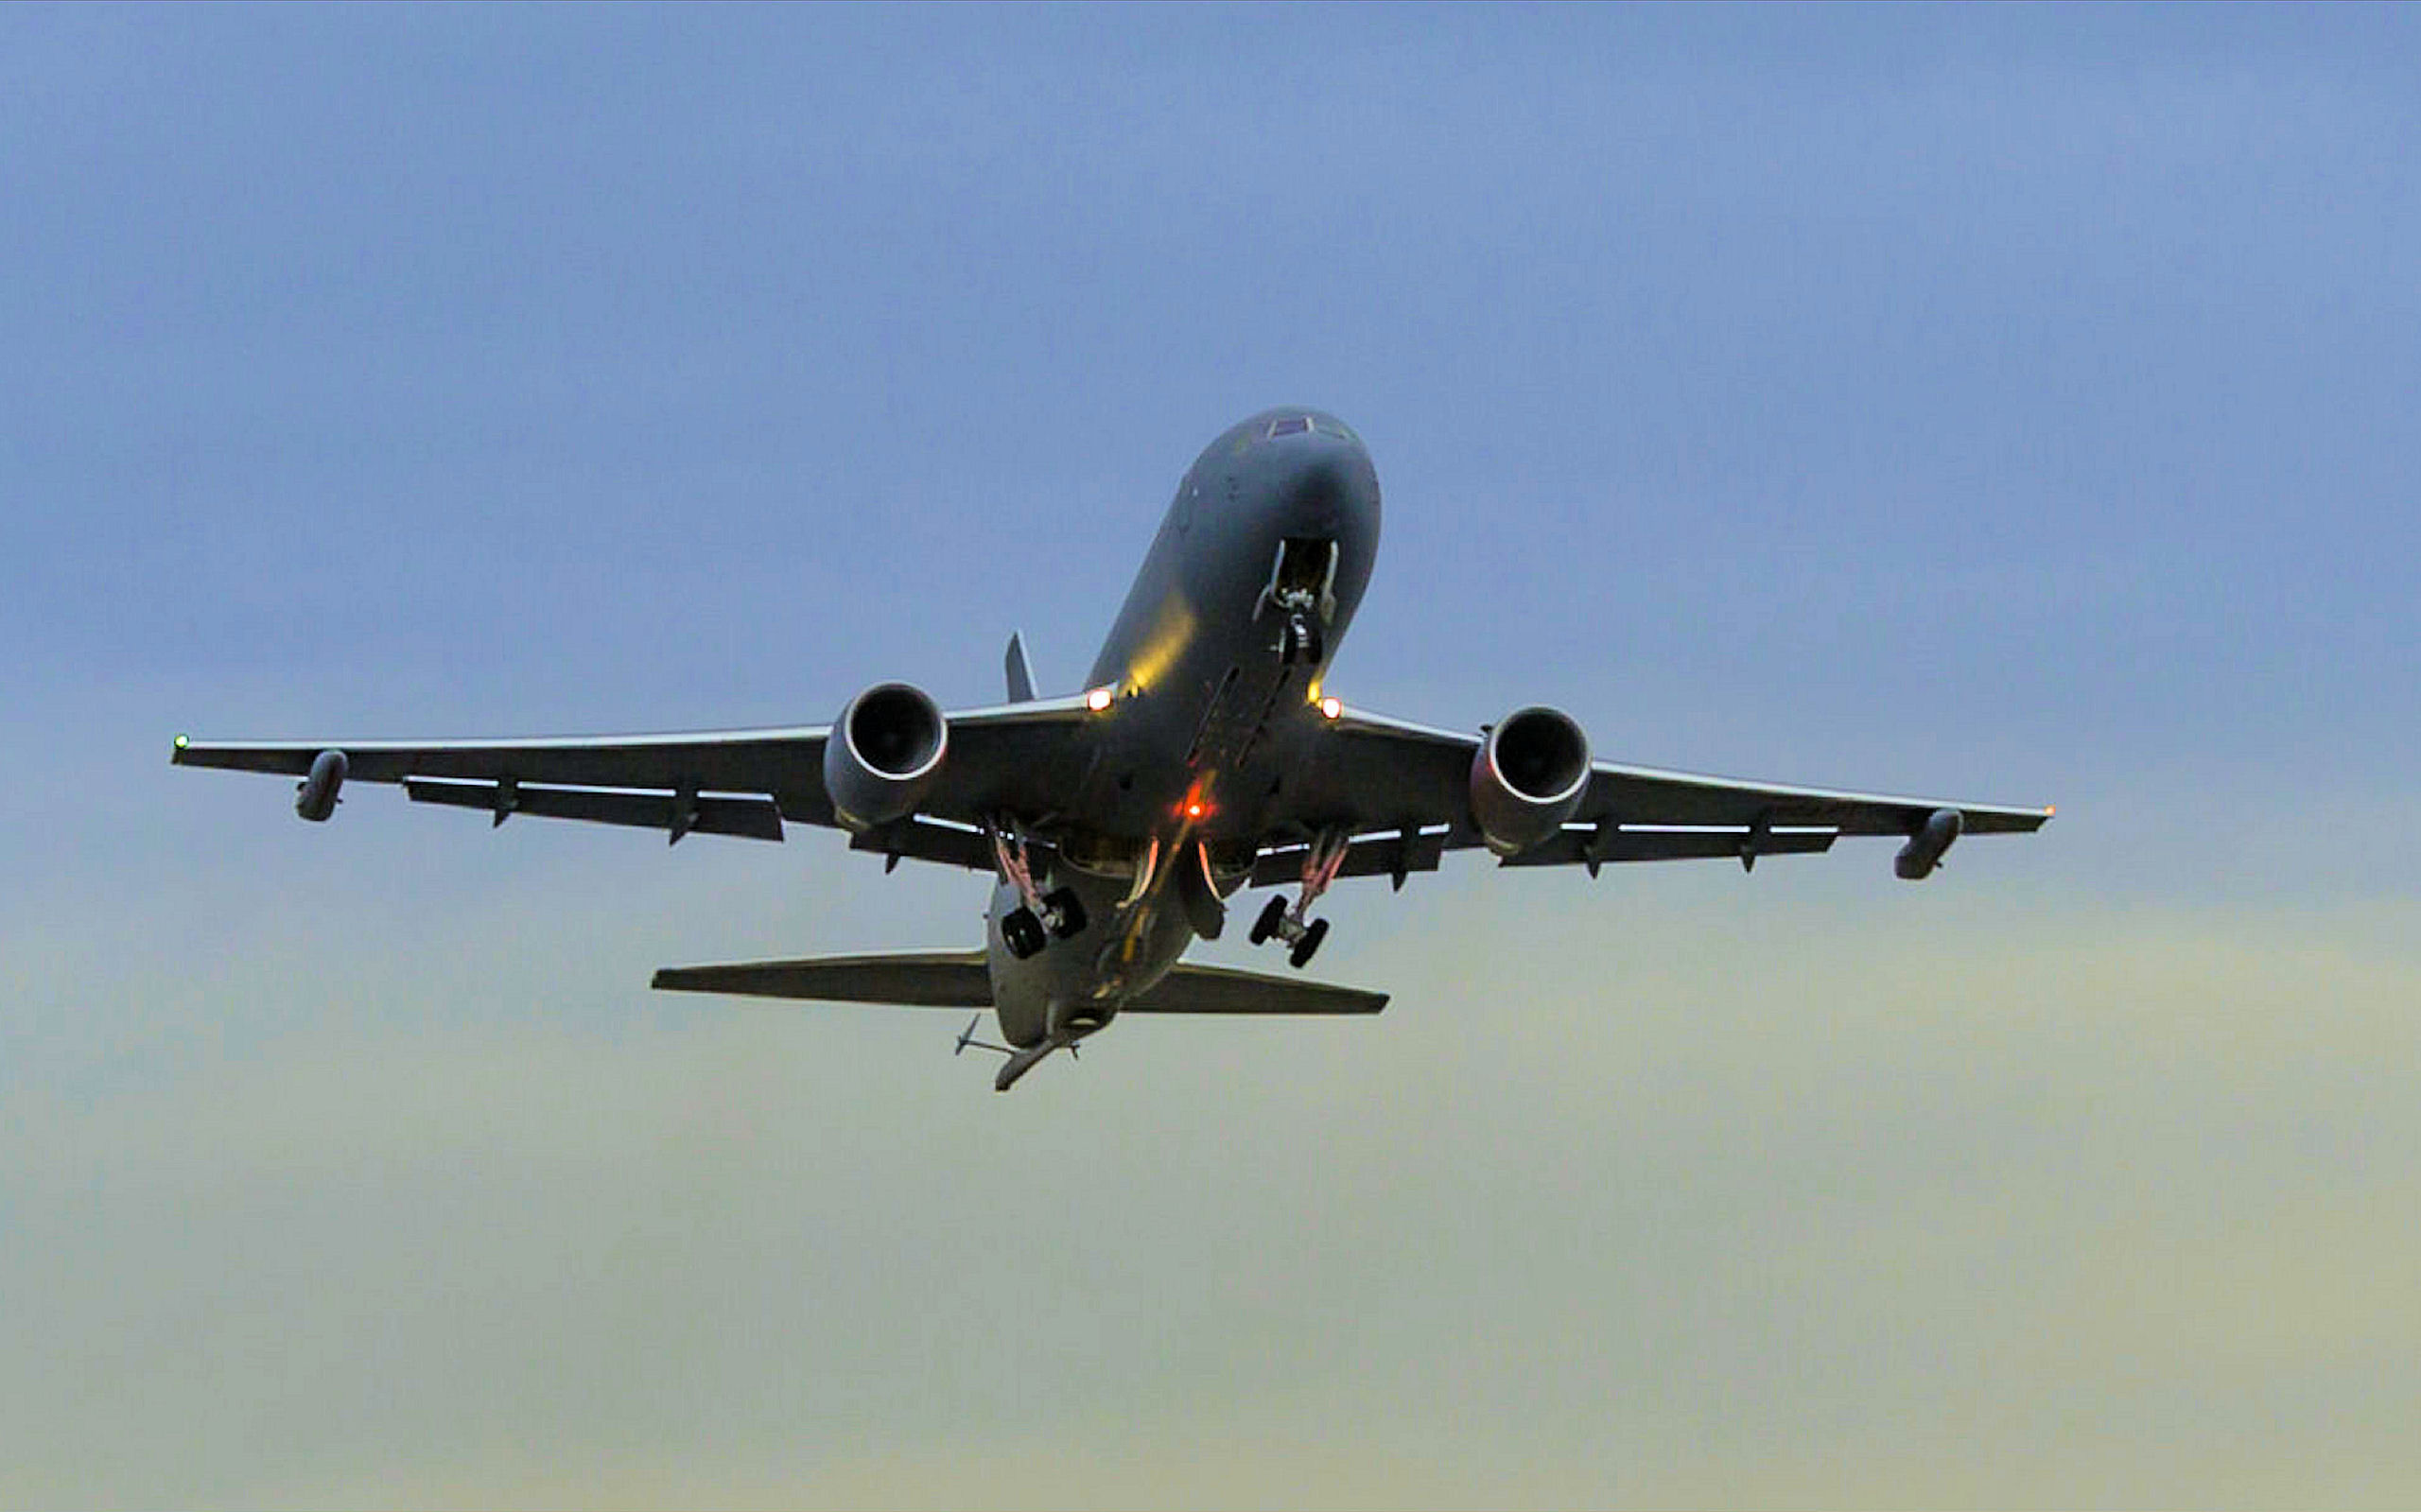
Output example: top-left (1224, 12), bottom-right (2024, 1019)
top-left (984, 409), bottom-right (1383, 1048)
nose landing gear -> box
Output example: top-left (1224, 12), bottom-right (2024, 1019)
top-left (1249, 826), bottom-right (1350, 968)
top-left (1261, 538), bottom-right (1336, 667)
top-left (1277, 612), bottom-right (1323, 667)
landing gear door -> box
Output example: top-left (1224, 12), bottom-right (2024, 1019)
top-left (1260, 537), bottom-right (1339, 667)
top-left (1260, 536), bottom-right (1340, 624)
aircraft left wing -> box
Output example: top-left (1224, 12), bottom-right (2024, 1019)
top-left (1280, 706), bottom-right (2049, 877)
top-left (170, 695), bottom-right (1100, 851)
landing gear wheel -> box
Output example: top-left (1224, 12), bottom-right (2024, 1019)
top-left (1287, 917), bottom-right (1329, 969)
top-left (1040, 886), bottom-right (1088, 939)
top-left (1279, 614), bottom-right (1324, 667)
top-left (1001, 906), bottom-right (1047, 960)
top-left (1249, 894), bottom-right (1288, 946)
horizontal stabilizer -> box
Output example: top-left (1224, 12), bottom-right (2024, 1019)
top-left (650, 952), bottom-right (1385, 1017)
top-left (652, 950), bottom-right (991, 1006)
top-left (1129, 963), bottom-right (1387, 1016)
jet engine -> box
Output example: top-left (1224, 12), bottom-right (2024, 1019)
top-left (1468, 705), bottom-right (1592, 855)
top-left (824, 682), bottom-right (948, 831)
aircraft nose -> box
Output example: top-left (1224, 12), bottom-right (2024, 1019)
top-left (1274, 433), bottom-right (1372, 537)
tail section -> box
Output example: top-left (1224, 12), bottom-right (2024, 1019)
top-left (1004, 631), bottom-right (1036, 704)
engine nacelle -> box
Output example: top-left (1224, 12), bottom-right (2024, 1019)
top-left (824, 682), bottom-right (949, 831)
top-left (1895, 807), bottom-right (1962, 880)
top-left (1469, 705), bottom-right (1592, 856)
top-left (295, 748), bottom-right (346, 822)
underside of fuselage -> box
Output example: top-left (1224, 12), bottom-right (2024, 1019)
top-left (977, 408), bottom-right (1384, 1081)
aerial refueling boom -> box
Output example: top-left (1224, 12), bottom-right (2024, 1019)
top-left (1895, 807), bottom-right (1962, 880)
top-left (295, 748), bottom-right (346, 822)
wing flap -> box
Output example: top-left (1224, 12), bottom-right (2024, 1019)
top-left (1248, 826), bottom-right (1449, 888)
top-left (651, 950), bottom-right (993, 1006)
top-left (845, 815), bottom-right (1024, 872)
top-left (1585, 762), bottom-right (2052, 836)
top-left (1498, 823), bottom-right (1837, 868)
top-left (407, 778), bottom-right (786, 841)
top-left (176, 727), bottom-right (832, 806)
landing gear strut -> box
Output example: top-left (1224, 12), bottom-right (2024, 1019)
top-left (1261, 537), bottom-right (1337, 667)
top-left (988, 816), bottom-right (1086, 960)
top-left (1278, 610), bottom-right (1324, 667)
top-left (1249, 826), bottom-right (1349, 968)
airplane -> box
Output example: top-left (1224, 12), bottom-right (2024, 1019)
top-left (173, 408), bottom-right (2051, 1090)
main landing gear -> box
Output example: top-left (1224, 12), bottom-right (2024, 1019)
top-left (1249, 827), bottom-right (1349, 969)
top-left (989, 816), bottom-right (1085, 961)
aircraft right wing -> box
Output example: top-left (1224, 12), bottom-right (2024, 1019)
top-left (170, 695), bottom-right (1101, 860)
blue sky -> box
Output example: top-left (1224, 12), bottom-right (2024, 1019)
top-left (3, 6), bottom-right (2417, 1506)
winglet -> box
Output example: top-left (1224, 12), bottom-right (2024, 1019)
top-left (1004, 632), bottom-right (1036, 704)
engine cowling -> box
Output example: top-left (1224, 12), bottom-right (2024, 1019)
top-left (824, 682), bottom-right (948, 831)
top-left (1468, 705), bottom-right (1592, 855)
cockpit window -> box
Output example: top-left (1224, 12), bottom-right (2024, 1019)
top-left (1309, 416), bottom-right (1356, 442)
top-left (1266, 415), bottom-right (1312, 439)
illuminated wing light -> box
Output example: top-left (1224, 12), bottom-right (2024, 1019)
top-left (1084, 686), bottom-right (1115, 713)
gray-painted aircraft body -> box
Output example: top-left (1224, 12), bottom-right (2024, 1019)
top-left (176, 408), bottom-right (2048, 1090)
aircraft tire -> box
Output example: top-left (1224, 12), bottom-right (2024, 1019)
top-left (1288, 917), bottom-right (1329, 969)
top-left (1002, 907), bottom-right (1048, 960)
top-left (1249, 895), bottom-right (1287, 946)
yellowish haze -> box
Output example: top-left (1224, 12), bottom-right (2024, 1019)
top-left (5, 860), bottom-right (2413, 1509)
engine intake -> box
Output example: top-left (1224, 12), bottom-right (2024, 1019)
top-left (824, 682), bottom-right (948, 831)
top-left (1469, 705), bottom-right (1592, 855)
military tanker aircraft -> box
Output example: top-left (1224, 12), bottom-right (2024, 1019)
top-left (174, 408), bottom-right (2050, 1090)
